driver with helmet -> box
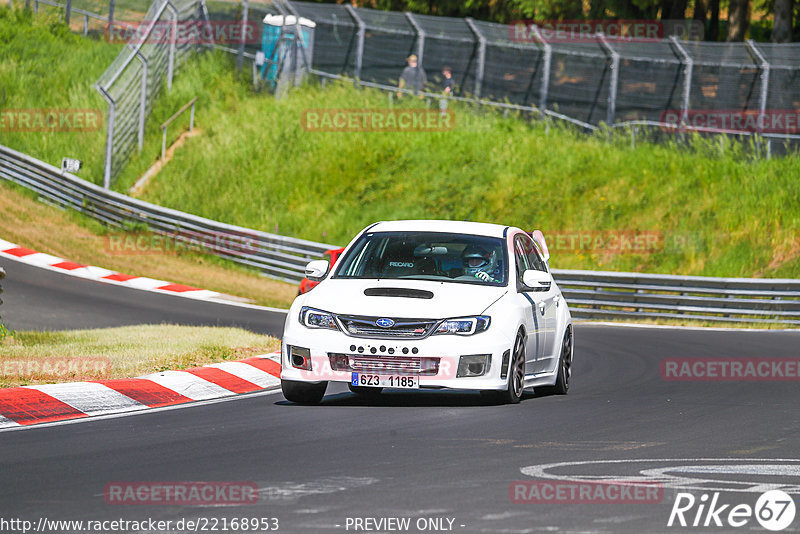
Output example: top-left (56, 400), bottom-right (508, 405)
top-left (462, 245), bottom-right (500, 283)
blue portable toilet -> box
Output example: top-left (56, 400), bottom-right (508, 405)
top-left (261, 14), bottom-right (315, 84)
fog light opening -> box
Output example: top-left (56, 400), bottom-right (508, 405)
top-left (289, 346), bottom-right (312, 370)
top-left (457, 354), bottom-right (491, 378)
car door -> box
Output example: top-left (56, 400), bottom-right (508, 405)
top-left (520, 234), bottom-right (559, 374)
top-left (512, 235), bottom-right (543, 376)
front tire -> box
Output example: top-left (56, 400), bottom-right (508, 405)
top-left (281, 379), bottom-right (327, 405)
top-left (499, 332), bottom-right (526, 404)
top-left (541, 326), bottom-right (572, 395)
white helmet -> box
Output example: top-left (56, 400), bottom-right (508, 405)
top-left (462, 245), bottom-right (497, 277)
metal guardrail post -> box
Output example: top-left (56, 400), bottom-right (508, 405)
top-left (95, 84), bottom-right (116, 190)
top-left (669, 36), bottom-right (693, 128)
top-left (200, 0), bottom-right (213, 47)
top-left (237, 0), bottom-right (248, 72)
top-left (283, 1), bottom-right (313, 82)
top-left (65, 0), bottom-right (72, 25)
top-left (530, 24), bottom-right (551, 112)
top-left (108, 0), bottom-right (115, 32)
top-left (165, 0), bottom-right (178, 91)
top-left (128, 45), bottom-right (148, 151)
top-left (464, 17), bottom-right (485, 99)
top-left (404, 12), bottom-right (425, 65)
top-left (345, 5), bottom-right (365, 79)
top-left (596, 33), bottom-right (619, 126)
top-left (160, 97), bottom-right (197, 162)
top-left (746, 39), bottom-right (770, 136)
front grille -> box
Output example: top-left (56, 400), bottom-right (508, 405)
top-left (337, 315), bottom-right (438, 339)
top-left (328, 353), bottom-right (440, 375)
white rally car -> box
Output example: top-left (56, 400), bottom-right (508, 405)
top-left (281, 220), bottom-right (573, 404)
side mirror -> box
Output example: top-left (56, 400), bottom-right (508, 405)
top-left (305, 260), bottom-right (330, 282)
top-left (522, 269), bottom-right (552, 291)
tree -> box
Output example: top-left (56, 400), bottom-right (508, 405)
top-left (726, 0), bottom-right (751, 40)
top-left (660, 0), bottom-right (688, 19)
top-left (707, 0), bottom-right (720, 39)
top-left (772, 0), bottom-right (793, 41)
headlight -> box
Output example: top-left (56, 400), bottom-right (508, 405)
top-left (433, 316), bottom-right (490, 336)
top-left (299, 307), bottom-right (339, 330)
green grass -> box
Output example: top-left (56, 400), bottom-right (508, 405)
top-left (3, 7), bottom-right (800, 280)
top-left (0, 324), bottom-right (279, 387)
top-left (117, 51), bottom-right (800, 279)
top-left (0, 6), bottom-right (122, 178)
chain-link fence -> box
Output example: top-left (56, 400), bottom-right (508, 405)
top-left (29, 0), bottom-right (800, 183)
top-left (20, 0), bottom-right (151, 37)
top-left (282, 1), bottom-right (800, 155)
top-left (94, 0), bottom-right (209, 188)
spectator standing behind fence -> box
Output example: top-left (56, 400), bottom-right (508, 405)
top-left (397, 54), bottom-right (427, 98)
top-left (440, 66), bottom-right (455, 114)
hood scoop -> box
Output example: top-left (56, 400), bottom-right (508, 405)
top-left (364, 287), bottom-right (434, 299)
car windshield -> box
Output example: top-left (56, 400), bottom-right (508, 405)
top-left (334, 231), bottom-right (507, 286)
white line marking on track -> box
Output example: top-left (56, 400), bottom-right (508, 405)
top-left (0, 387), bottom-right (284, 433)
top-left (0, 414), bottom-right (20, 428)
top-left (206, 361), bottom-right (281, 388)
top-left (27, 382), bottom-right (146, 415)
top-left (139, 370), bottom-right (237, 400)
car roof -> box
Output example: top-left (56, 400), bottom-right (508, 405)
top-left (367, 220), bottom-right (512, 238)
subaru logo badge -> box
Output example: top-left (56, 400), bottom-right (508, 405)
top-left (376, 318), bottom-right (395, 328)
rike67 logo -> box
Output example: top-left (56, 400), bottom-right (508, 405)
top-left (668, 490), bottom-right (796, 531)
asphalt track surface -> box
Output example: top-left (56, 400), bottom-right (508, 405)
top-left (0, 259), bottom-right (285, 335)
top-left (2, 256), bottom-right (800, 533)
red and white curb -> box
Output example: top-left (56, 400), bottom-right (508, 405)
top-left (0, 352), bottom-right (282, 429)
top-left (0, 238), bottom-right (226, 301)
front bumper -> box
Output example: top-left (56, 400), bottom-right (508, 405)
top-left (280, 325), bottom-right (515, 391)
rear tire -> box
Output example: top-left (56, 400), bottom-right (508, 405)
top-left (499, 332), bottom-right (526, 404)
top-left (348, 384), bottom-right (383, 397)
top-left (281, 379), bottom-right (327, 405)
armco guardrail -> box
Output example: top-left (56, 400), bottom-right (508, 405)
top-left (0, 144), bottom-right (335, 282)
top-left (553, 269), bottom-right (800, 325)
top-left (1, 143), bottom-right (798, 324)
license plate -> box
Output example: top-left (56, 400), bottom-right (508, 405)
top-left (351, 373), bottom-right (418, 389)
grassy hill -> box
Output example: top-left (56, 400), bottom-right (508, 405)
top-left (0, 7), bottom-right (121, 178)
top-left (121, 53), bottom-right (800, 279)
top-left (2, 7), bottom-right (799, 280)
